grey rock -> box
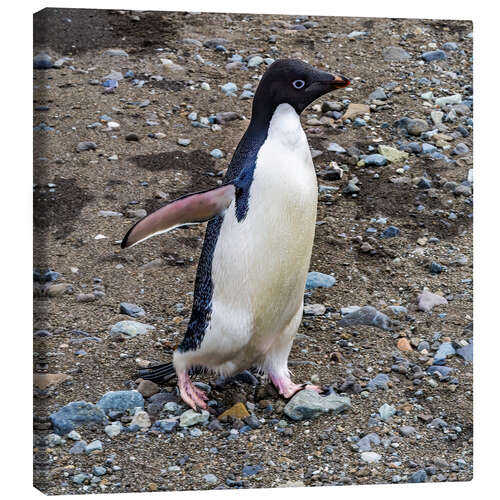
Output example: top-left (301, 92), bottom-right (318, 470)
top-left (357, 433), bottom-right (381, 451)
top-left (119, 302), bottom-right (145, 318)
top-left (284, 389), bottom-right (351, 421)
top-left (76, 141), bottom-right (97, 152)
top-left (104, 49), bottom-right (129, 57)
top-left (97, 390), bottom-right (144, 413)
top-left (399, 426), bottom-right (416, 436)
top-left (456, 342), bottom-right (473, 362)
top-left (109, 320), bottom-right (155, 338)
top-left (379, 403), bottom-right (396, 421)
top-left (50, 401), bottom-right (108, 435)
top-left (443, 42), bottom-right (458, 51)
top-left (177, 138), bottom-right (191, 146)
top-left (152, 419), bottom-right (178, 433)
top-left (34, 53), bottom-right (53, 69)
top-left (382, 46), bottom-right (411, 62)
top-left (422, 50), bottom-right (447, 62)
top-left (220, 82), bottom-right (237, 96)
top-left (204, 38), bottom-right (230, 49)
top-left (367, 373), bottom-right (390, 391)
top-left (85, 439), bottom-right (103, 454)
top-left (363, 154), bottom-right (387, 166)
top-left (361, 451), bottom-right (381, 463)
top-left (407, 119), bottom-right (429, 136)
top-left (409, 469), bottom-right (428, 483)
top-left (338, 306), bottom-right (391, 331)
top-left (327, 142), bottom-right (346, 153)
top-left (305, 272), bottom-right (336, 289)
top-left (369, 87), bottom-right (387, 100)
top-left (179, 409), bottom-right (210, 427)
top-left (247, 56), bottom-right (264, 67)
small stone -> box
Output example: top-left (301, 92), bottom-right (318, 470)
top-left (378, 145), bottom-right (409, 163)
top-left (342, 103), bottom-right (370, 121)
top-left (85, 439), bottom-right (103, 454)
top-left (305, 272), bottom-right (336, 289)
top-left (130, 408), bottom-right (151, 431)
top-left (93, 466), bottom-right (107, 476)
top-left (407, 119), bottom-right (429, 136)
top-left (218, 402), bottom-right (250, 420)
top-left (367, 374), bottom-right (389, 392)
top-left (381, 226), bottom-right (400, 238)
top-left (210, 149), bottom-right (224, 159)
top-left (50, 402), bottom-right (107, 435)
top-left (338, 305), bottom-right (391, 331)
top-left (369, 87), bottom-right (387, 100)
top-left (203, 473), bottom-right (218, 484)
top-left (422, 50), bottom-right (447, 62)
top-left (397, 338), bottom-right (412, 352)
top-left (242, 464), bottom-right (264, 477)
top-left (34, 53), bottom-right (53, 69)
top-left (284, 389), bottom-right (351, 421)
top-left (109, 321), bottom-right (154, 339)
top-left (417, 289), bottom-right (448, 312)
top-left (247, 56), bottom-right (264, 67)
top-left (76, 141), bottom-right (97, 152)
top-left (97, 390), bottom-right (144, 413)
top-left (409, 469), bottom-right (428, 483)
top-left (382, 47), bottom-right (411, 62)
top-left (221, 82), bottom-right (238, 96)
top-left (104, 421), bottom-right (123, 438)
top-left (361, 451), bottom-right (381, 464)
top-left (179, 409), bottom-right (210, 427)
top-left (125, 133), bottom-right (140, 141)
top-left (119, 303), bottom-right (145, 318)
top-left (152, 419), bottom-right (178, 433)
top-left (363, 154), bottom-right (387, 166)
top-left (104, 49), bottom-right (129, 57)
top-left (326, 142), bottom-right (346, 153)
top-left (379, 403), bottom-right (396, 421)
top-left (137, 380), bottom-right (160, 398)
top-left (177, 138), bottom-right (191, 146)
top-left (303, 303), bottom-right (326, 316)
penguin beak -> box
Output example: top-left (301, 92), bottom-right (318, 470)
top-left (330, 75), bottom-right (350, 89)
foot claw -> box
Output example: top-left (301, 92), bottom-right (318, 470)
top-left (178, 370), bottom-right (208, 411)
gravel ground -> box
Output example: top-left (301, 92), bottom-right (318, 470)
top-left (33, 8), bottom-right (473, 495)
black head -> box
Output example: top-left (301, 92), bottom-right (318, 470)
top-left (251, 59), bottom-right (349, 120)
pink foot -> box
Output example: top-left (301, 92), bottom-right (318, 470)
top-left (269, 373), bottom-right (322, 399)
top-left (177, 370), bottom-right (208, 411)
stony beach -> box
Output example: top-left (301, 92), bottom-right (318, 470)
top-left (33, 8), bottom-right (473, 494)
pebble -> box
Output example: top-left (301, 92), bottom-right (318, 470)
top-left (247, 56), bottom-right (264, 67)
top-left (382, 46), bottom-right (411, 62)
top-left (284, 389), bottom-right (351, 421)
top-left (109, 320), bottom-right (155, 338)
top-left (34, 53), bottom-right (53, 69)
top-left (50, 401), bottom-right (107, 435)
top-left (76, 141), bottom-right (97, 152)
top-left (338, 305), bottom-right (391, 331)
top-left (367, 374), bottom-right (389, 391)
top-left (435, 94), bottom-right (462, 107)
top-left (239, 90), bottom-right (254, 100)
top-left (327, 142), bottom-right (346, 153)
top-left (409, 469), bottom-right (428, 483)
top-left (379, 403), bottom-right (396, 421)
top-left (242, 464), bottom-right (264, 476)
top-left (137, 380), bottom-right (160, 398)
top-left (97, 390), bottom-right (144, 413)
top-left (400, 426), bottom-right (416, 437)
top-left (434, 342), bottom-right (456, 363)
top-left (381, 226), bottom-right (400, 238)
top-left (152, 419), bottom-right (178, 433)
top-left (378, 145), bottom-right (409, 163)
top-left (179, 409), bottom-right (210, 427)
top-left (363, 154), bottom-right (387, 166)
top-left (303, 303), bottom-right (326, 316)
top-left (369, 87), bottom-right (387, 100)
top-left (305, 271), bottom-right (336, 289)
top-left (357, 433), bottom-right (381, 451)
top-left (177, 138), bottom-right (191, 146)
top-left (130, 408), bottom-right (151, 430)
top-left (221, 82), bottom-right (238, 96)
top-left (125, 133), bottom-right (140, 141)
top-left (104, 421), bottom-right (123, 438)
top-left (119, 302), bottom-right (145, 318)
top-left (85, 439), bottom-right (103, 454)
top-left (361, 451), bottom-right (381, 464)
top-left (93, 466), bottom-right (107, 476)
top-left (210, 149), bottom-right (224, 159)
top-left (104, 49), bottom-right (129, 57)
top-left (417, 289), bottom-right (448, 312)
top-left (69, 441), bottom-right (87, 454)
top-left (456, 342), bottom-right (473, 362)
top-left (203, 473), bottom-right (218, 484)
top-left (422, 50), bottom-right (447, 62)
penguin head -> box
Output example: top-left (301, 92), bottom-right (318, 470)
top-left (252, 59), bottom-right (350, 117)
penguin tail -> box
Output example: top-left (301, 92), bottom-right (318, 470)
top-left (137, 362), bottom-right (176, 383)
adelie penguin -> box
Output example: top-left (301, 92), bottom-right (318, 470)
top-left (121, 59), bottom-right (350, 411)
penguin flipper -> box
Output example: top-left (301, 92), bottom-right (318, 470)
top-left (121, 183), bottom-right (236, 249)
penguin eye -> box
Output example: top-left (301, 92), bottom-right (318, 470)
top-left (292, 79), bottom-right (305, 90)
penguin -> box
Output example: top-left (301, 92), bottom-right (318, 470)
top-left (121, 59), bottom-right (349, 411)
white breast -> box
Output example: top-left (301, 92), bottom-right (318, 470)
top-left (186, 104), bottom-right (317, 373)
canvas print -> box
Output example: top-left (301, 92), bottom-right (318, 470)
top-left (33, 8), bottom-right (473, 494)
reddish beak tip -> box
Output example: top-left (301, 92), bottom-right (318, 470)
top-left (332, 75), bottom-right (350, 88)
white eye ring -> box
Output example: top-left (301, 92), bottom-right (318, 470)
top-left (293, 79), bottom-right (305, 89)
